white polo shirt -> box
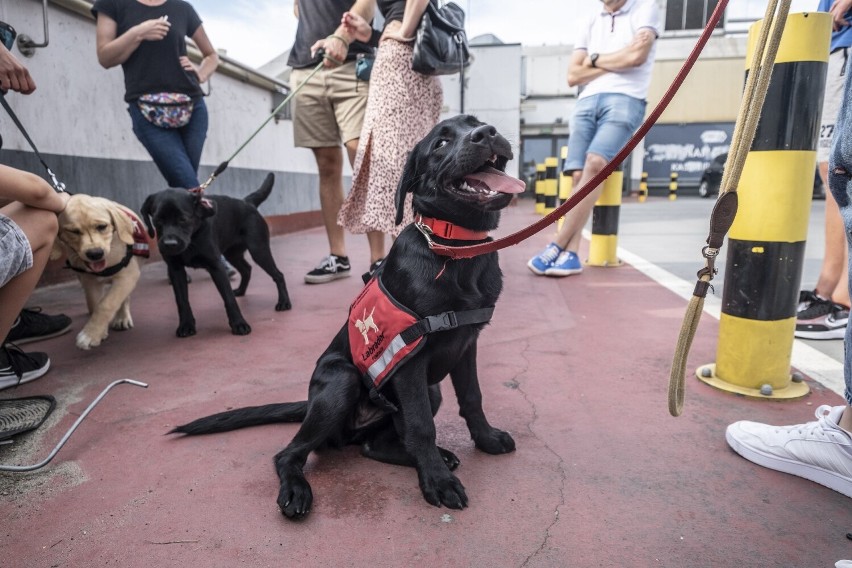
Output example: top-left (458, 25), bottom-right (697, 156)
top-left (574, 0), bottom-right (661, 101)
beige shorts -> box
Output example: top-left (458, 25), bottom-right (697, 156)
top-left (291, 61), bottom-right (369, 148)
top-left (818, 47), bottom-right (848, 163)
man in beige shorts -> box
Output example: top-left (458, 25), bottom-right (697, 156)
top-left (289, 0), bottom-right (381, 284)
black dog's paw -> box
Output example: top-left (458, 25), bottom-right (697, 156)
top-left (230, 322), bottom-right (252, 335)
top-left (275, 300), bottom-right (292, 312)
top-left (176, 322), bottom-right (197, 338)
top-left (278, 476), bottom-right (313, 519)
top-left (419, 471), bottom-right (468, 510)
top-left (438, 446), bottom-right (460, 471)
top-left (474, 428), bottom-right (516, 455)
top-left (232, 287), bottom-right (246, 297)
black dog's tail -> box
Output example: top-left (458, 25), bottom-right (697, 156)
top-left (244, 173), bottom-right (275, 209)
top-left (169, 401), bottom-right (307, 436)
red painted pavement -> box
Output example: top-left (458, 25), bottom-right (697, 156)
top-left (1, 203), bottom-right (850, 567)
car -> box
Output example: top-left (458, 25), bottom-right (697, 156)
top-left (697, 152), bottom-right (825, 199)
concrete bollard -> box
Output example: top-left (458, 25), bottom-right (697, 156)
top-left (543, 157), bottom-right (558, 215)
top-left (668, 172), bottom-right (678, 201)
top-left (534, 163), bottom-right (545, 215)
top-left (587, 169), bottom-right (624, 267)
top-left (638, 171), bottom-right (648, 202)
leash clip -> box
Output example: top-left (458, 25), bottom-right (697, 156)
top-left (415, 216), bottom-right (436, 249)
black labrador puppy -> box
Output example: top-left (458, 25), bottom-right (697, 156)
top-left (171, 116), bottom-right (525, 518)
top-left (141, 173), bottom-right (291, 337)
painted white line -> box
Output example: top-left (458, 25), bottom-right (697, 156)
top-left (613, 241), bottom-right (846, 398)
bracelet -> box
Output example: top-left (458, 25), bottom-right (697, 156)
top-left (326, 34), bottom-right (350, 49)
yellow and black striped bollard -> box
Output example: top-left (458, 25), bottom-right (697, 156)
top-left (558, 146), bottom-right (573, 230)
top-left (638, 171), bottom-right (648, 203)
top-left (696, 12), bottom-right (831, 400)
top-left (668, 172), bottom-right (678, 201)
top-left (587, 169), bottom-right (623, 267)
top-left (534, 163), bottom-right (545, 215)
top-left (543, 157), bottom-right (558, 215)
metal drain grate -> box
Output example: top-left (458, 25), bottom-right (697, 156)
top-left (0, 396), bottom-right (56, 441)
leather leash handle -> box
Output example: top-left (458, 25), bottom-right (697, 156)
top-left (429, 0), bottom-right (730, 259)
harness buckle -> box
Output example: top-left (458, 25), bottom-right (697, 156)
top-left (426, 311), bottom-right (458, 332)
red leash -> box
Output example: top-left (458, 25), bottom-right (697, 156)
top-left (429, 0), bottom-right (730, 259)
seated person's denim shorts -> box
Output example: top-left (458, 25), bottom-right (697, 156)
top-left (0, 212), bottom-right (33, 288)
top-left (565, 93), bottom-right (647, 172)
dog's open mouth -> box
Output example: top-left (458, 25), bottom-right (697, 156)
top-left (86, 259), bottom-right (108, 273)
top-left (456, 155), bottom-right (525, 200)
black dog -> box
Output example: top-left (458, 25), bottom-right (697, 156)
top-left (171, 116), bottom-right (525, 518)
top-left (141, 173), bottom-right (291, 337)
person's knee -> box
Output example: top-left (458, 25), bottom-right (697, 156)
top-left (584, 152), bottom-right (608, 174)
top-left (313, 147), bottom-right (343, 179)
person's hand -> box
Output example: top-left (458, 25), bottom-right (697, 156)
top-left (135, 16), bottom-right (170, 42)
top-left (341, 11), bottom-right (372, 43)
top-left (381, 30), bottom-right (415, 43)
top-left (829, 0), bottom-right (852, 31)
top-left (0, 44), bottom-right (36, 94)
top-left (310, 35), bottom-right (348, 68)
top-left (54, 191), bottom-right (71, 214)
top-left (180, 56), bottom-right (204, 82)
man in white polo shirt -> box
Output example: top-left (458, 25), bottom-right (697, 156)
top-left (527, 0), bottom-right (659, 277)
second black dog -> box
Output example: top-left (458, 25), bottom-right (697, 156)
top-left (141, 173), bottom-right (291, 337)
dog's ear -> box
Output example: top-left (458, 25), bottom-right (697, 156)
top-left (140, 195), bottom-right (156, 238)
top-left (105, 202), bottom-right (135, 246)
top-left (395, 148), bottom-right (420, 225)
top-left (49, 238), bottom-right (65, 261)
top-left (195, 195), bottom-right (216, 218)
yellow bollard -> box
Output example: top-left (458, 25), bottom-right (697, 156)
top-left (558, 146), bottom-right (572, 231)
top-left (534, 163), bottom-right (545, 215)
top-left (668, 172), bottom-right (678, 201)
top-left (543, 157), bottom-right (558, 215)
top-left (638, 171), bottom-right (648, 202)
top-left (587, 170), bottom-right (623, 267)
top-left (696, 12), bottom-right (831, 400)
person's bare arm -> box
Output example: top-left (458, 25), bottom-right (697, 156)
top-left (183, 25), bottom-right (219, 83)
top-left (95, 12), bottom-right (170, 68)
top-left (384, 0), bottom-right (430, 41)
top-left (568, 27), bottom-right (656, 87)
top-left (0, 43), bottom-right (36, 94)
top-left (311, 0), bottom-right (376, 67)
top-left (0, 165), bottom-right (69, 213)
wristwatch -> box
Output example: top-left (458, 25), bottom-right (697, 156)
top-left (590, 53), bottom-right (600, 68)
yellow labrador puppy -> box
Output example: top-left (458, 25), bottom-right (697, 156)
top-left (51, 195), bottom-right (149, 350)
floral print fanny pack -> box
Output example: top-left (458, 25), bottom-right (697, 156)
top-left (137, 92), bottom-right (194, 129)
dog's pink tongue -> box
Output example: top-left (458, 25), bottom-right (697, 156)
top-left (88, 259), bottom-right (107, 273)
top-left (464, 166), bottom-right (525, 194)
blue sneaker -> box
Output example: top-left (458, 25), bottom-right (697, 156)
top-left (527, 243), bottom-right (563, 275)
top-left (545, 251), bottom-right (583, 276)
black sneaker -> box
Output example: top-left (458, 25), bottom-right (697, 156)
top-left (305, 254), bottom-right (351, 284)
top-left (4, 308), bottom-right (72, 345)
top-left (0, 344), bottom-right (51, 390)
top-left (361, 258), bottom-right (384, 285)
top-left (795, 300), bottom-right (849, 340)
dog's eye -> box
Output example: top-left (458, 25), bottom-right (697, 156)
top-left (434, 139), bottom-right (448, 150)
top-left (68, 229), bottom-right (82, 235)
top-left (96, 224), bottom-right (108, 232)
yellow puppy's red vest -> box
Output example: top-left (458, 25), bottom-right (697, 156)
top-left (348, 276), bottom-right (495, 411)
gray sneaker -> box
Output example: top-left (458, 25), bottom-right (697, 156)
top-left (304, 254), bottom-right (351, 284)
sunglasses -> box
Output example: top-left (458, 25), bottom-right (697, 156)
top-left (0, 21), bottom-right (17, 51)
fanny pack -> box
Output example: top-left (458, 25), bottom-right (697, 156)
top-left (137, 92), bottom-right (194, 129)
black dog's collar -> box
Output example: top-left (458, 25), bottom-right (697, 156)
top-left (65, 245), bottom-right (133, 278)
top-left (415, 216), bottom-right (489, 248)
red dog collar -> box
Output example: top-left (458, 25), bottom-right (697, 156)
top-left (416, 216), bottom-right (489, 241)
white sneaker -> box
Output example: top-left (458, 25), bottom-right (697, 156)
top-left (726, 405), bottom-right (852, 498)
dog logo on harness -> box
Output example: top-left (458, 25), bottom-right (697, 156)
top-left (354, 307), bottom-right (380, 345)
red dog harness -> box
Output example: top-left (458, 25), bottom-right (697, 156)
top-left (348, 217), bottom-right (496, 412)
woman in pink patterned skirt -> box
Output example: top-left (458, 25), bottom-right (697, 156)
top-left (337, 0), bottom-right (443, 277)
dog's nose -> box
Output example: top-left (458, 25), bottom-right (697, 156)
top-left (160, 236), bottom-right (180, 248)
top-left (85, 249), bottom-right (105, 261)
top-left (470, 124), bottom-right (498, 145)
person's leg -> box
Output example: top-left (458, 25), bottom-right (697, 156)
top-left (312, 146), bottom-right (347, 258)
top-left (128, 104), bottom-right (200, 189)
top-left (180, 98), bottom-right (209, 178)
top-left (342, 136), bottom-right (385, 265)
top-left (0, 203), bottom-right (56, 340)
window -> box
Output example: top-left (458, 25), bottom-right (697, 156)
top-left (665, 0), bottom-right (721, 32)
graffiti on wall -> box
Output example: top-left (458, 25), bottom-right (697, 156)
top-left (643, 123), bottom-right (734, 186)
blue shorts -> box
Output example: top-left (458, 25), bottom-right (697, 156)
top-left (565, 93), bottom-right (647, 172)
top-left (0, 212), bottom-right (32, 288)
